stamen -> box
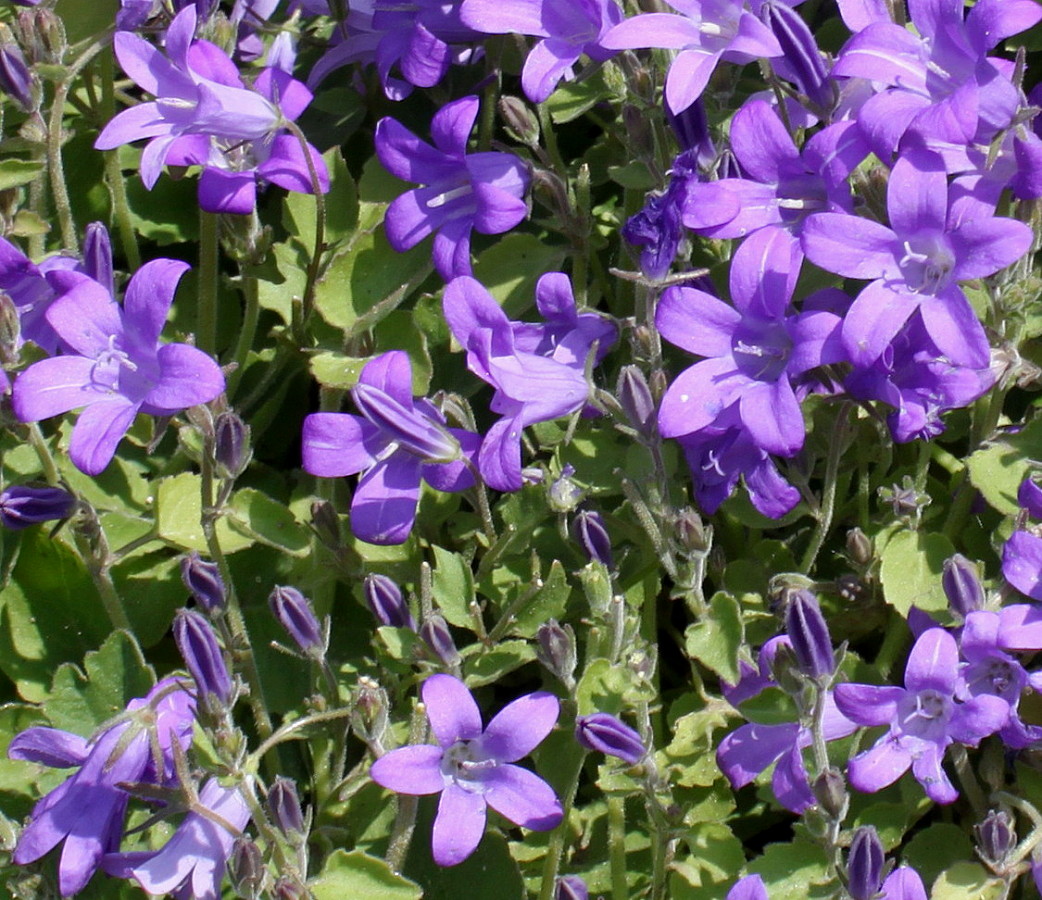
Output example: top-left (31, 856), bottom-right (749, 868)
top-left (426, 185), bottom-right (471, 209)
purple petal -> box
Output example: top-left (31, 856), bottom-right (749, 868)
top-left (432, 217), bottom-right (474, 280)
top-left (903, 628), bottom-right (958, 694)
top-left (739, 379), bottom-right (804, 457)
top-left (374, 117), bottom-right (457, 184)
top-left (112, 31), bottom-right (191, 98)
top-left (476, 692), bottom-right (559, 763)
top-left (771, 741), bottom-right (814, 812)
top-left (45, 275), bottom-right (122, 358)
top-left (1002, 531), bottom-right (1042, 601)
top-left (254, 67), bottom-right (313, 121)
top-left (949, 217), bottom-right (1033, 280)
top-left (443, 276), bottom-right (510, 346)
top-left (664, 47), bottom-right (720, 114)
top-left (483, 764), bottom-right (563, 830)
top-left (801, 213), bottom-right (898, 280)
top-left (359, 350), bottom-right (414, 406)
top-left (727, 874), bottom-right (769, 900)
top-left (847, 736), bottom-right (913, 794)
top-left (881, 868), bottom-right (927, 900)
top-left (350, 454), bottom-right (422, 545)
top-left (730, 99), bottom-right (799, 184)
top-left (258, 134), bottom-right (330, 196)
top-left (422, 674), bottom-right (482, 747)
top-left (301, 413), bottom-right (378, 477)
top-left (123, 259), bottom-right (189, 349)
top-left (94, 103), bottom-right (173, 150)
top-left (910, 743), bottom-right (958, 804)
top-left (947, 694), bottom-right (1009, 745)
top-left (656, 286), bottom-right (739, 358)
top-left (841, 281), bottom-right (919, 367)
top-left (12, 356), bottom-right (103, 421)
top-left (69, 399), bottom-right (139, 475)
top-left (522, 39), bottom-right (580, 103)
top-left (9, 727), bottom-right (88, 767)
top-left (461, 0), bottom-right (550, 35)
top-left (996, 604), bottom-right (1042, 651)
top-left (431, 95), bottom-right (480, 157)
top-left (422, 430), bottom-right (481, 492)
top-left (918, 287), bottom-right (989, 368)
top-left (477, 415), bottom-right (525, 492)
top-left (657, 358), bottom-right (746, 439)
top-left (729, 226), bottom-right (799, 319)
top-left (198, 167), bottom-right (256, 216)
top-left (887, 147), bottom-right (947, 236)
top-left (432, 784), bottom-right (486, 866)
top-left (370, 745), bottom-right (446, 794)
top-left (145, 344), bottom-right (225, 412)
top-left (716, 722), bottom-right (798, 787)
top-left (600, 14), bottom-right (701, 50)
top-left (833, 684), bottom-right (905, 726)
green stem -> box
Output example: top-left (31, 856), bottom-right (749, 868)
top-left (225, 270), bottom-right (260, 400)
top-left (281, 120), bottom-right (325, 330)
top-left (25, 422), bottom-right (60, 485)
top-left (538, 745), bottom-right (586, 900)
top-left (100, 50), bottom-right (140, 270)
top-left (197, 210), bottom-right (220, 355)
top-left (608, 796), bottom-right (629, 900)
top-left (950, 744), bottom-right (987, 821)
top-left (800, 402), bottom-right (852, 574)
top-left (385, 703), bottom-right (429, 872)
top-left (48, 79), bottom-right (78, 251)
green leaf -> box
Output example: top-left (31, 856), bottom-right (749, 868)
top-left (608, 162), bottom-right (657, 190)
top-left (463, 640), bottom-right (536, 687)
top-left (404, 819), bottom-right (525, 900)
top-left (310, 849), bottom-right (422, 900)
top-left (282, 147), bottom-right (358, 251)
top-left (747, 837), bottom-right (833, 899)
top-left (736, 687), bottom-right (800, 726)
top-left (55, 0), bottom-right (120, 46)
top-left (966, 417), bottom-right (1042, 515)
top-left (45, 630), bottom-right (155, 735)
top-left (903, 823), bottom-right (974, 890)
top-left (930, 862), bottom-right (1004, 900)
top-left (431, 546), bottom-right (475, 629)
top-left (227, 488), bottom-right (310, 556)
top-left (309, 352), bottom-right (371, 389)
top-left (154, 473), bottom-right (253, 554)
top-left (685, 592), bottom-right (744, 683)
top-left (111, 551), bottom-right (189, 647)
top-left (664, 703), bottom-right (732, 787)
top-left (879, 529), bottom-right (955, 617)
top-left (256, 241), bottom-right (308, 325)
top-left (473, 233), bottom-right (567, 315)
top-left (577, 657), bottom-right (655, 715)
top-left (508, 559), bottom-right (571, 637)
top-left (0, 159), bottom-right (44, 191)
top-left (669, 824), bottom-right (745, 899)
top-left (546, 72), bottom-right (611, 124)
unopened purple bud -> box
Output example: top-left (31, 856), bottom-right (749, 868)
top-left (180, 553), bottom-right (226, 613)
top-left (535, 619), bottom-right (577, 687)
top-left (665, 99), bottom-right (714, 167)
top-left (173, 608), bottom-right (232, 705)
top-left (846, 528), bottom-right (873, 567)
top-left (1019, 476), bottom-right (1042, 519)
top-left (420, 614), bottom-right (460, 668)
top-left (556, 875), bottom-right (588, 900)
top-left (812, 767), bottom-right (848, 821)
top-left (214, 411), bottom-right (251, 479)
top-left (977, 809), bottom-right (1016, 866)
top-left (499, 95), bottom-right (540, 146)
top-left (761, 0), bottom-right (835, 112)
top-left (785, 590), bottom-right (834, 679)
top-left (0, 34), bottom-right (36, 112)
top-left (273, 877), bottom-right (307, 900)
top-left (575, 712), bottom-right (645, 764)
top-left (572, 509), bottom-right (613, 568)
top-left (942, 554), bottom-right (985, 618)
top-left (617, 365), bottom-right (656, 437)
top-left (81, 222), bottom-right (114, 297)
top-left (230, 837), bottom-right (265, 900)
top-left (269, 586), bottom-right (325, 657)
top-left (0, 484), bottom-right (75, 529)
top-left (267, 776), bottom-right (305, 838)
top-left (847, 826), bottom-right (884, 900)
top-left (364, 573), bottom-right (416, 630)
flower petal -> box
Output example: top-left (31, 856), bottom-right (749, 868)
top-left (370, 745), bottom-right (446, 795)
top-left (484, 764), bottom-right (563, 830)
top-left (350, 454), bottom-right (422, 545)
top-left (476, 692), bottom-right (559, 762)
top-left (432, 784), bottom-right (486, 866)
top-left (301, 413), bottom-right (379, 477)
top-left (422, 674), bottom-right (483, 746)
top-left (69, 400), bottom-right (139, 475)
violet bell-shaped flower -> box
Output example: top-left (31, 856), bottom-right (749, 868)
top-left (370, 674), bottom-right (563, 866)
top-left (9, 677), bottom-right (196, 896)
top-left (375, 95), bottom-right (530, 280)
top-left (11, 260), bottom-right (225, 475)
top-left (460, 0), bottom-right (623, 103)
top-left (801, 145), bottom-right (1033, 370)
top-left (834, 627), bottom-right (1009, 803)
top-left (301, 350), bottom-right (480, 545)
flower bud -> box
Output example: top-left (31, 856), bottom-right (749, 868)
top-left (784, 590), bottom-right (834, 679)
top-left (180, 553), bottom-right (226, 613)
top-left (845, 528), bottom-right (873, 567)
top-left (812, 767), bottom-right (848, 821)
top-left (846, 826), bottom-right (884, 900)
top-left (364, 573), bottom-right (416, 630)
top-left (498, 95), bottom-right (539, 146)
top-left (548, 463), bottom-right (584, 512)
top-left (575, 712), bottom-right (645, 764)
top-left (535, 619), bottom-right (577, 688)
top-left (267, 777), bottom-right (305, 839)
top-left (617, 366), bottom-right (656, 437)
top-left (556, 875), bottom-right (588, 900)
top-left (173, 608), bottom-right (232, 706)
top-left (352, 382), bottom-right (459, 463)
top-left (666, 99), bottom-right (714, 167)
top-left (622, 104), bottom-right (653, 159)
top-left (572, 509), bottom-right (613, 568)
top-left (0, 29), bottom-right (36, 112)
top-left (0, 291), bottom-right (20, 364)
top-left (272, 877), bottom-right (308, 900)
top-left (269, 586), bottom-right (325, 657)
top-left (761, 0), bottom-right (835, 112)
top-left (0, 484), bottom-right (75, 529)
top-left (266, 30), bottom-right (297, 73)
top-left (420, 614), bottom-right (460, 668)
top-left (942, 554), bottom-right (985, 618)
top-left (214, 411), bottom-right (252, 479)
top-left (230, 837), bottom-right (266, 900)
top-left (81, 222), bottom-right (113, 296)
top-left (352, 676), bottom-right (389, 747)
top-left (976, 809), bottom-right (1016, 867)
top-left (310, 500), bottom-right (342, 551)
top-left (675, 506), bottom-right (709, 554)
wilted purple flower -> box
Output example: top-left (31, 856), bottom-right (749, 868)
top-left (370, 674), bottom-right (562, 866)
top-left (375, 95), bottom-right (529, 280)
top-left (0, 484), bottom-right (75, 529)
top-left (443, 275), bottom-right (605, 492)
top-left (10, 678), bottom-right (196, 896)
top-left (95, 7), bottom-right (328, 214)
top-left (180, 553), bottom-right (226, 613)
top-left (575, 713), bottom-right (645, 764)
top-left (601, 0), bottom-right (783, 114)
top-left (834, 628), bottom-right (1008, 803)
top-left (784, 590), bottom-right (834, 680)
top-left (302, 350), bottom-right (480, 545)
top-left (364, 573), bottom-right (415, 629)
top-left (269, 585), bottom-right (325, 657)
top-left (174, 608), bottom-right (233, 707)
top-left (104, 777), bottom-right (251, 899)
top-left (623, 150), bottom-right (699, 280)
top-left (11, 260), bottom-right (224, 475)
top-left (847, 826), bottom-right (885, 900)
top-left (802, 146), bottom-right (1033, 370)
top-left (657, 227), bottom-right (845, 457)
top-left (460, 0), bottom-right (623, 103)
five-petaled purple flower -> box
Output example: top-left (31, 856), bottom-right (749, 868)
top-left (301, 350), bottom-right (480, 545)
top-left (370, 673), bottom-right (563, 866)
top-left (375, 95), bottom-right (530, 280)
top-left (12, 259), bottom-right (225, 475)
top-left (834, 628), bottom-right (1008, 804)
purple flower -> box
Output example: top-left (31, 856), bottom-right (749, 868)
top-left (802, 146), bottom-right (1033, 369)
top-left (443, 275), bottom-right (605, 491)
top-left (600, 0), bottom-right (783, 114)
top-left (881, 867), bottom-right (927, 900)
top-left (301, 350), bottom-right (480, 545)
top-left (727, 874), bottom-right (768, 900)
top-left (371, 674), bottom-right (562, 866)
top-left (1002, 530), bottom-right (1042, 601)
top-left (95, 6), bottom-right (328, 214)
top-left (657, 227), bottom-right (845, 457)
top-left (10, 678), bottom-right (196, 896)
top-left (11, 260), bottom-right (225, 475)
top-left (104, 777), bottom-right (251, 900)
top-left (834, 628), bottom-right (1009, 804)
top-left (460, 0), bottom-right (623, 103)
top-left (375, 95), bottom-right (530, 280)
top-left (0, 484), bottom-right (75, 529)
top-left (575, 713), bottom-right (645, 764)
